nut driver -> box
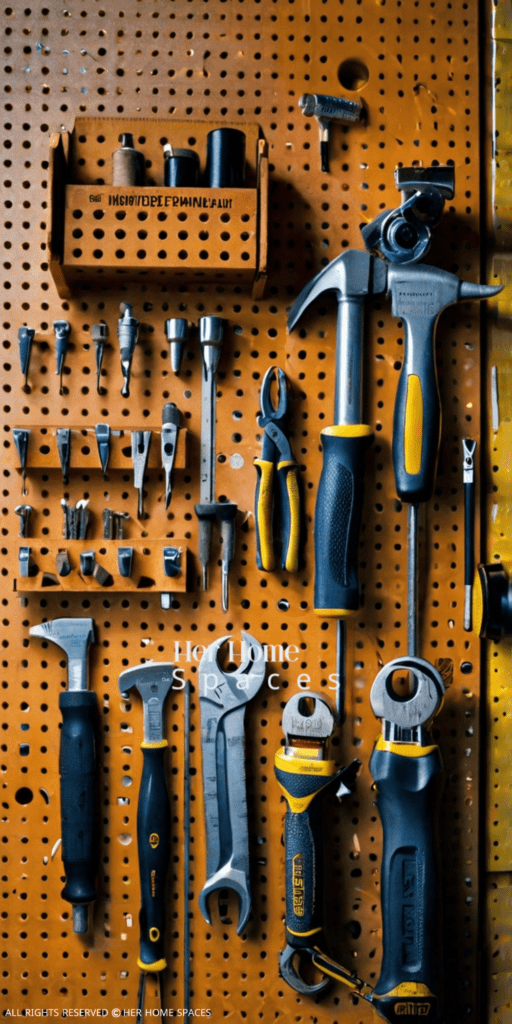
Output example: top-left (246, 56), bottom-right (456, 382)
top-left (29, 618), bottom-right (97, 934)
top-left (198, 633), bottom-right (266, 934)
top-left (275, 692), bottom-right (360, 995)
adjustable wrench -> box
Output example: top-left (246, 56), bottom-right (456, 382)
top-left (275, 692), bottom-right (360, 995)
top-left (198, 633), bottom-right (266, 934)
top-left (369, 657), bottom-right (445, 1023)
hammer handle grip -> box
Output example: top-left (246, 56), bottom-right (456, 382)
top-left (137, 743), bottom-right (171, 972)
top-left (314, 425), bottom-right (373, 616)
top-left (59, 690), bottom-right (98, 909)
top-left (369, 742), bottom-right (444, 1023)
top-left (392, 316), bottom-right (441, 505)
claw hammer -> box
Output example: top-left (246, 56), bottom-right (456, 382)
top-left (29, 617), bottom-right (97, 934)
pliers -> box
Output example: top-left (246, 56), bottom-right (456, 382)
top-left (254, 366), bottom-right (300, 572)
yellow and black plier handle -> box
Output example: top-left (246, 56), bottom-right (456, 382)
top-left (254, 419), bottom-right (300, 572)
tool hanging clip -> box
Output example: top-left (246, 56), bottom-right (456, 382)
top-left (18, 327), bottom-right (35, 389)
top-left (13, 428), bottom-right (30, 497)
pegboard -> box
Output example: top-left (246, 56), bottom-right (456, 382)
top-left (1, 2), bottom-right (485, 1022)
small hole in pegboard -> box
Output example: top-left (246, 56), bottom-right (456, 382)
top-left (338, 58), bottom-right (370, 91)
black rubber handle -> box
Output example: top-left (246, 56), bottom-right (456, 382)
top-left (59, 690), bottom-right (97, 908)
top-left (314, 427), bottom-right (373, 615)
top-left (137, 744), bottom-right (171, 971)
top-left (275, 757), bottom-right (334, 947)
top-left (320, 139), bottom-right (329, 174)
top-left (369, 744), bottom-right (444, 1023)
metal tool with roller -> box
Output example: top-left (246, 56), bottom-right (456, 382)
top-left (274, 692), bottom-right (360, 995)
top-left (118, 661), bottom-right (175, 1015)
top-left (29, 618), bottom-right (97, 934)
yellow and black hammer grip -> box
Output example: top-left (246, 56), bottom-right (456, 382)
top-left (254, 457), bottom-right (300, 572)
top-left (392, 340), bottom-right (440, 505)
top-left (314, 424), bottom-right (373, 616)
top-left (275, 748), bottom-right (336, 948)
top-left (137, 741), bottom-right (171, 972)
top-left (369, 738), bottom-right (444, 1023)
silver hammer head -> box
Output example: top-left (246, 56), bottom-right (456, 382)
top-left (29, 617), bottom-right (95, 692)
top-left (287, 250), bottom-right (387, 332)
top-left (119, 661), bottom-right (176, 745)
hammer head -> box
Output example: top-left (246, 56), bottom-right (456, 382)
top-left (287, 250), bottom-right (387, 332)
top-left (118, 660), bottom-right (176, 704)
top-left (29, 617), bottom-right (94, 661)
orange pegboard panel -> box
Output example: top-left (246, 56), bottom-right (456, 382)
top-left (1, 1), bottom-right (484, 1022)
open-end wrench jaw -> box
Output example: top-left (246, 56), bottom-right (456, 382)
top-left (198, 633), bottom-right (266, 935)
top-left (199, 631), bottom-right (266, 704)
top-left (198, 860), bottom-right (252, 936)
top-left (370, 656), bottom-right (445, 738)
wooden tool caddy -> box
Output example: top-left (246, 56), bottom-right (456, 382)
top-left (47, 117), bottom-right (268, 300)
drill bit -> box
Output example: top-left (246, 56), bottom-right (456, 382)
top-left (53, 320), bottom-right (71, 395)
top-left (117, 303), bottom-right (139, 398)
top-left (131, 430), bottom-right (152, 519)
